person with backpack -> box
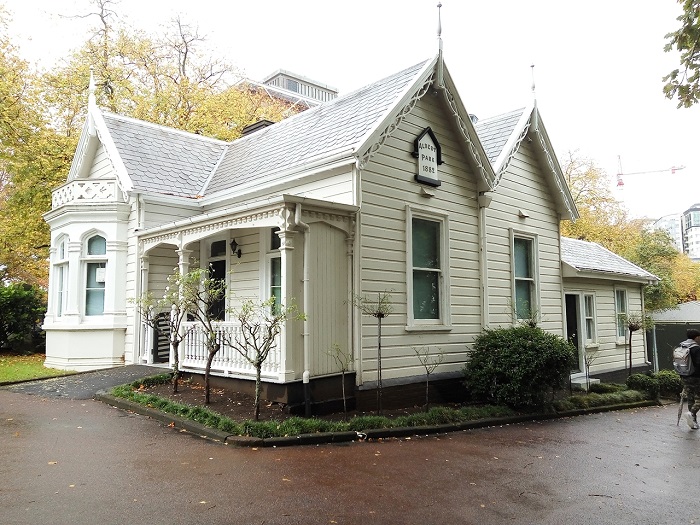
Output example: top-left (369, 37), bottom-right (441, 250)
top-left (676, 328), bottom-right (700, 429)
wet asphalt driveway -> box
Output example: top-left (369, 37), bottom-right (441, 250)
top-left (1, 367), bottom-right (700, 524)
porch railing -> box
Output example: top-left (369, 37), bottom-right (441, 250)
top-left (180, 321), bottom-right (282, 379)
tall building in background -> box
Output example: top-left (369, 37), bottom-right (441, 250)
top-left (683, 203), bottom-right (700, 261)
top-left (652, 214), bottom-right (684, 251)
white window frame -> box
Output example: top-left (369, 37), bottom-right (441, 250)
top-left (54, 237), bottom-right (68, 317)
top-left (405, 206), bottom-right (451, 331)
top-left (583, 293), bottom-right (597, 345)
top-left (260, 227), bottom-right (282, 311)
top-left (510, 230), bottom-right (540, 323)
top-left (83, 234), bottom-right (107, 317)
top-left (614, 288), bottom-right (628, 344)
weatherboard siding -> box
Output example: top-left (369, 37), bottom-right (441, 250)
top-left (563, 278), bottom-right (648, 374)
top-left (87, 144), bottom-right (113, 179)
top-left (357, 94), bottom-right (481, 384)
top-left (485, 141), bottom-right (564, 333)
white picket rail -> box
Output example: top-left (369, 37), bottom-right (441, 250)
top-left (180, 321), bottom-right (282, 379)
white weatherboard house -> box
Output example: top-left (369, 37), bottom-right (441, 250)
top-left (43, 54), bottom-right (657, 408)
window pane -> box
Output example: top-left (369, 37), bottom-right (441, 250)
top-left (271, 229), bottom-right (281, 251)
top-left (513, 238), bottom-right (531, 278)
top-left (584, 295), bottom-right (593, 317)
top-left (57, 266), bottom-right (64, 316)
top-left (210, 240), bottom-right (227, 258)
top-left (413, 270), bottom-right (439, 319)
top-left (412, 218), bottom-right (440, 269)
top-left (59, 241), bottom-right (65, 260)
top-left (514, 280), bottom-right (532, 318)
top-left (270, 256), bottom-right (282, 313)
top-left (585, 318), bottom-right (595, 340)
top-left (86, 262), bottom-right (105, 316)
top-left (87, 235), bottom-right (106, 255)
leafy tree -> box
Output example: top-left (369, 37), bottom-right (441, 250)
top-left (224, 297), bottom-right (304, 420)
top-left (560, 152), bottom-right (644, 255)
top-left (663, 0), bottom-right (700, 107)
top-left (0, 283), bottom-right (46, 353)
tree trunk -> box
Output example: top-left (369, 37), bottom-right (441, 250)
top-left (425, 376), bottom-right (430, 411)
top-left (254, 363), bottom-right (262, 421)
top-left (204, 343), bottom-right (219, 405)
top-left (171, 340), bottom-right (180, 394)
top-left (341, 369), bottom-right (347, 417)
top-left (628, 329), bottom-right (633, 377)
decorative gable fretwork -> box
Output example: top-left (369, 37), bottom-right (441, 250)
top-left (52, 179), bottom-right (126, 209)
top-left (357, 73), bottom-right (435, 170)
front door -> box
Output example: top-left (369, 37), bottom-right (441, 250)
top-left (565, 294), bottom-right (582, 373)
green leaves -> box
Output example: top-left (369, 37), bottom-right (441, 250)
top-left (663, 0), bottom-right (700, 107)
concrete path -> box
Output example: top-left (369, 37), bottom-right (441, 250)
top-left (1, 373), bottom-right (699, 524)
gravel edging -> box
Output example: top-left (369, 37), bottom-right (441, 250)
top-left (94, 391), bottom-right (661, 448)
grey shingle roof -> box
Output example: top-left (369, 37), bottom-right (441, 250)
top-left (204, 60), bottom-right (429, 196)
top-left (653, 301), bottom-right (700, 322)
top-left (102, 113), bottom-right (228, 198)
top-left (561, 237), bottom-right (658, 281)
top-left (474, 108), bottom-right (525, 164)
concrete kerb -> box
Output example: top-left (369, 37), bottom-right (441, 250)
top-left (94, 390), bottom-right (662, 448)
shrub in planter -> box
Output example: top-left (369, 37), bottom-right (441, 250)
top-left (626, 373), bottom-right (660, 399)
top-left (655, 369), bottom-right (683, 398)
top-left (462, 325), bottom-right (576, 409)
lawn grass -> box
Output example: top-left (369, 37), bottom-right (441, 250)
top-left (0, 353), bottom-right (75, 383)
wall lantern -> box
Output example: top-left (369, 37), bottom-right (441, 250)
top-left (229, 239), bottom-right (242, 258)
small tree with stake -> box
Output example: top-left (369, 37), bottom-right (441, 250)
top-left (224, 297), bottom-right (304, 420)
top-left (352, 291), bottom-right (393, 415)
top-left (178, 266), bottom-right (227, 404)
top-left (621, 312), bottom-right (655, 377)
top-left (414, 345), bottom-right (444, 410)
top-left (327, 342), bottom-right (353, 418)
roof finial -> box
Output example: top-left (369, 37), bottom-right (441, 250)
top-left (88, 66), bottom-right (96, 108)
top-left (530, 64), bottom-right (536, 99)
top-left (436, 3), bottom-right (444, 87)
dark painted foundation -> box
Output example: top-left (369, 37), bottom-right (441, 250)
top-left (181, 372), bottom-right (469, 415)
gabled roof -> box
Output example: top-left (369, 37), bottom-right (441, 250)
top-left (205, 60), bottom-right (433, 196)
top-left (102, 113), bottom-right (228, 199)
top-left (71, 56), bottom-right (497, 202)
top-left (561, 237), bottom-right (659, 284)
top-left (475, 103), bottom-right (578, 220)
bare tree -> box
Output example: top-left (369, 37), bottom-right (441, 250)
top-left (224, 297), bottom-right (304, 420)
top-left (327, 342), bottom-right (352, 418)
top-left (414, 345), bottom-right (444, 410)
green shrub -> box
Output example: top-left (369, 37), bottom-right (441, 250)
top-left (0, 283), bottom-right (46, 353)
top-left (625, 374), bottom-right (660, 399)
top-left (462, 325), bottom-right (576, 409)
top-left (552, 389), bottom-right (647, 411)
top-left (655, 369), bottom-right (683, 398)
top-left (588, 382), bottom-right (626, 394)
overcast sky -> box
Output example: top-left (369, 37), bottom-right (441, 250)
top-left (6, 0), bottom-right (699, 219)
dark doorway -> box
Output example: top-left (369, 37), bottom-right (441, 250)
top-left (565, 294), bottom-right (581, 373)
top-left (152, 312), bottom-right (171, 363)
top-left (208, 260), bottom-right (226, 321)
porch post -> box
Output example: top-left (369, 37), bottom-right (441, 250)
top-left (139, 253), bottom-right (151, 364)
top-left (277, 206), bottom-right (298, 382)
top-left (175, 247), bottom-right (192, 365)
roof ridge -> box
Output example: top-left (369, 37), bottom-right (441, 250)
top-left (101, 111), bottom-right (229, 145)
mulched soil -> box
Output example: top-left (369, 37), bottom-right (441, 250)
top-left (142, 379), bottom-right (446, 423)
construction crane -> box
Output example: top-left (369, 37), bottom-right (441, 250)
top-left (616, 155), bottom-right (685, 188)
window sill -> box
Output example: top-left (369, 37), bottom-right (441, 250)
top-left (405, 324), bottom-right (452, 333)
top-left (584, 343), bottom-right (599, 349)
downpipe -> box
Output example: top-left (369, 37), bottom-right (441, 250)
top-left (294, 204), bottom-right (312, 417)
